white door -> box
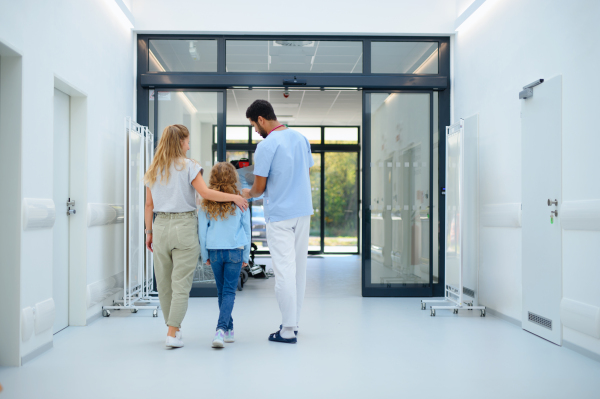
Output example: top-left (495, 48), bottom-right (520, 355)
top-left (521, 75), bottom-right (562, 345)
top-left (53, 88), bottom-right (70, 334)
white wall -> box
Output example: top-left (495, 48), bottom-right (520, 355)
top-left (131, 0), bottom-right (457, 35)
top-left (0, 44), bottom-right (23, 367)
top-left (0, 0), bottom-right (135, 363)
top-left (453, 0), bottom-right (600, 355)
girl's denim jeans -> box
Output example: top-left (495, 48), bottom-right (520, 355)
top-left (208, 248), bottom-right (243, 331)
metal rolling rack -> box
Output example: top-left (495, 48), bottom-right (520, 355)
top-left (421, 118), bottom-right (486, 317)
top-left (102, 118), bottom-right (159, 317)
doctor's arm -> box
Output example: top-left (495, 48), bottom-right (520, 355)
top-left (242, 175), bottom-right (267, 199)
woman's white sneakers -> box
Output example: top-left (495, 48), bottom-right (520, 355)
top-left (165, 330), bottom-right (184, 348)
top-left (212, 329), bottom-right (225, 348)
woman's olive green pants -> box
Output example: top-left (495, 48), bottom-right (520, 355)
top-left (153, 211), bottom-right (200, 328)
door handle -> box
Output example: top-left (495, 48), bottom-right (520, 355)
top-left (551, 210), bottom-right (558, 217)
top-left (547, 199), bottom-right (558, 206)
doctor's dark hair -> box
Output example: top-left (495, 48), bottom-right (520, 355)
top-left (245, 100), bottom-right (277, 122)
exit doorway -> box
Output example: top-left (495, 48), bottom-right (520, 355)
top-left (224, 88), bottom-right (361, 255)
top-left (139, 34), bottom-right (450, 297)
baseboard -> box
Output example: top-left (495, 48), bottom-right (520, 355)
top-left (485, 307), bottom-right (522, 327)
top-left (21, 341), bottom-right (53, 365)
top-left (86, 309), bottom-right (103, 325)
top-left (563, 340), bottom-right (600, 363)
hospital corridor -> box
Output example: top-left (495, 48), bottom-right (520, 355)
top-left (0, 1), bottom-right (599, 398)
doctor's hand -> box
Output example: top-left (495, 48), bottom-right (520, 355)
top-left (242, 262), bottom-right (248, 267)
top-left (233, 195), bottom-right (249, 211)
top-left (242, 189), bottom-right (252, 199)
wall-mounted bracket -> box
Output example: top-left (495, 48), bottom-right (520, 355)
top-left (519, 79), bottom-right (544, 99)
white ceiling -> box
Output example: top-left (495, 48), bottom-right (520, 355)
top-left (227, 89), bottom-right (362, 126)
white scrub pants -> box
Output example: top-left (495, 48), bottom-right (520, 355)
top-left (266, 215), bottom-right (311, 329)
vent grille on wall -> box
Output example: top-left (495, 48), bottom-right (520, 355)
top-left (528, 312), bottom-right (552, 330)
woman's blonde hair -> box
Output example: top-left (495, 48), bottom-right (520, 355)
top-left (201, 162), bottom-right (240, 220)
top-left (144, 124), bottom-right (190, 187)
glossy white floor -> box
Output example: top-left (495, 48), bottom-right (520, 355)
top-left (1, 255), bottom-right (598, 399)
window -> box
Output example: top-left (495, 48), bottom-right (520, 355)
top-left (371, 42), bottom-right (438, 74)
top-left (226, 40), bottom-right (363, 73)
top-left (324, 127), bottom-right (359, 144)
top-left (149, 40), bottom-right (218, 72)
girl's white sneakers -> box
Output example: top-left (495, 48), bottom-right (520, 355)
top-left (212, 329), bottom-right (225, 348)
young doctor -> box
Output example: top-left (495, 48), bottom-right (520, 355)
top-left (242, 100), bottom-right (313, 344)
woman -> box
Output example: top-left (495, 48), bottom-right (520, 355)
top-left (144, 124), bottom-right (248, 348)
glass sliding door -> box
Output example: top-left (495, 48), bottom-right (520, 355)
top-left (154, 89), bottom-right (226, 296)
top-left (363, 91), bottom-right (433, 296)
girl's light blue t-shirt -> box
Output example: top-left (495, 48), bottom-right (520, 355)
top-left (198, 206), bottom-right (251, 263)
top-left (253, 128), bottom-right (314, 223)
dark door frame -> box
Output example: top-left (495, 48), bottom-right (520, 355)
top-left (362, 89), bottom-right (436, 297)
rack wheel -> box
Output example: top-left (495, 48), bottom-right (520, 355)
top-left (153, 310), bottom-right (158, 317)
top-left (237, 277), bottom-right (243, 291)
top-left (131, 309), bottom-right (138, 313)
top-left (430, 309), bottom-right (436, 317)
top-left (481, 309), bottom-right (486, 317)
top-left (241, 269), bottom-right (249, 284)
top-left (421, 302), bottom-right (426, 310)
top-left (102, 309), bottom-right (110, 317)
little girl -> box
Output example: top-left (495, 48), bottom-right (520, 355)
top-left (198, 162), bottom-right (251, 348)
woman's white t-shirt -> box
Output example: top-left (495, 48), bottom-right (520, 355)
top-left (148, 159), bottom-right (202, 213)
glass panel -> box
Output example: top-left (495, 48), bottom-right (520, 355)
top-left (324, 127), bottom-right (359, 144)
top-left (432, 92), bottom-right (439, 283)
top-left (157, 91), bottom-right (220, 290)
top-left (226, 40), bottom-right (363, 73)
top-left (446, 126), bottom-right (461, 293)
top-left (290, 127), bottom-right (321, 144)
top-left (309, 154), bottom-right (322, 252)
top-left (251, 129), bottom-right (264, 144)
top-left (372, 42), bottom-right (438, 74)
top-left (325, 153), bottom-right (358, 253)
top-left (149, 90), bottom-right (155, 135)
top-left (227, 126), bottom-right (249, 144)
top-left (228, 88), bottom-right (362, 127)
top-left (369, 92), bottom-right (431, 286)
top-left (149, 40), bottom-right (217, 72)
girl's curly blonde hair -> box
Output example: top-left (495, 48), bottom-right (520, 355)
top-left (201, 162), bottom-right (240, 220)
